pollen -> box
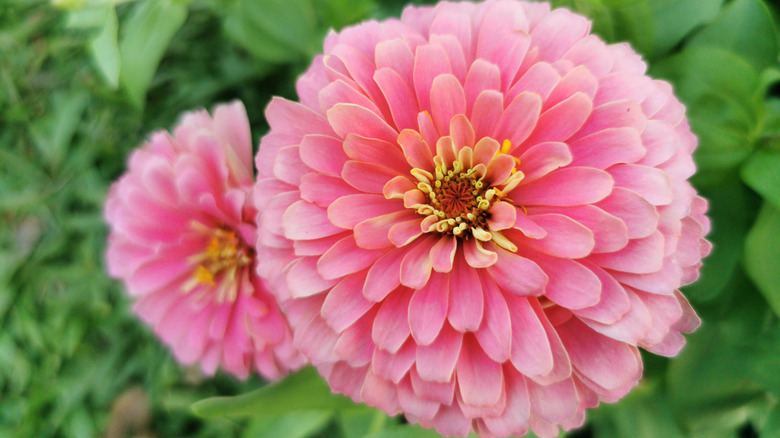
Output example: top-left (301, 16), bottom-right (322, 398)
top-left (184, 224), bottom-right (253, 302)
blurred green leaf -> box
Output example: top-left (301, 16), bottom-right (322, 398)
top-left (119, 0), bottom-right (188, 108)
top-left (591, 383), bottom-right (684, 438)
top-left (192, 367), bottom-right (356, 419)
top-left (689, 0), bottom-right (778, 72)
top-left (652, 46), bottom-right (762, 186)
top-left (28, 90), bottom-right (89, 170)
top-left (88, 5), bottom-right (120, 88)
top-left (223, 0), bottom-right (321, 64)
top-left (648, 0), bottom-right (723, 56)
top-left (315, 0), bottom-right (377, 30)
top-left (604, 0), bottom-right (654, 56)
top-left (338, 406), bottom-right (389, 438)
top-left (243, 410), bottom-right (333, 438)
top-left (763, 402), bottom-right (780, 438)
top-left (667, 314), bottom-right (765, 434)
top-left (363, 423), bottom-right (445, 438)
top-left (744, 202), bottom-right (780, 317)
top-left (742, 150), bottom-right (780, 210)
top-left (684, 182), bottom-right (759, 302)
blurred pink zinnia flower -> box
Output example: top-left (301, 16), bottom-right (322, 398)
top-left (105, 101), bottom-right (305, 380)
top-left (255, 0), bottom-right (711, 436)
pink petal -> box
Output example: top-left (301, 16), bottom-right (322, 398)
top-left (531, 7), bottom-right (591, 62)
top-left (414, 43), bottom-right (453, 113)
top-left (470, 90), bottom-right (504, 140)
top-left (416, 323), bottom-right (463, 383)
top-left (544, 65), bottom-right (598, 110)
top-left (506, 295), bottom-right (553, 378)
top-left (372, 287), bottom-right (414, 353)
top-left (464, 238), bottom-right (498, 268)
top-left (375, 38), bottom-right (415, 85)
top-left (493, 92), bottom-right (542, 150)
top-left (318, 79), bottom-right (383, 116)
top-left (286, 256), bottom-right (338, 298)
top-left (328, 194), bottom-right (401, 229)
top-left (508, 61), bottom-right (560, 105)
top-left (575, 99), bottom-right (646, 139)
top-left (487, 202), bottom-right (517, 231)
top-left (557, 317), bottom-right (642, 391)
top-left (596, 187), bottom-right (658, 239)
top-left (374, 67), bottom-right (419, 131)
top-left (457, 335), bottom-right (504, 407)
top-left (343, 134), bottom-right (409, 174)
top-left (282, 200), bottom-right (344, 240)
top-left (298, 134), bottom-right (349, 176)
top-left (449, 114), bottom-right (476, 151)
top-left (354, 210), bottom-right (419, 249)
top-left (409, 272), bottom-right (450, 346)
top-left (486, 248), bottom-right (547, 296)
top-left (518, 246), bottom-right (601, 309)
top-left (448, 254), bottom-right (485, 332)
top-left (321, 272), bottom-right (374, 332)
top-left (464, 59), bottom-right (502, 113)
top-left (570, 261), bottom-right (630, 325)
top-left (524, 92), bottom-right (593, 145)
top-left (430, 235), bottom-right (457, 272)
top-left (517, 141), bottom-right (573, 183)
top-left (569, 127), bottom-right (645, 169)
top-left (398, 129), bottom-right (434, 170)
top-left (610, 164), bottom-right (673, 206)
top-left (430, 74), bottom-right (467, 134)
top-left (410, 367), bottom-right (457, 405)
top-left (342, 160), bottom-right (402, 194)
top-left (511, 167), bottom-right (613, 207)
top-left (326, 103), bottom-right (398, 144)
top-left (589, 230), bottom-right (665, 274)
top-left (475, 276), bottom-right (512, 362)
top-left (388, 218), bottom-right (425, 247)
top-left (299, 173), bottom-right (356, 207)
top-left (482, 370), bottom-right (531, 436)
top-left (399, 236), bottom-right (436, 289)
top-left (527, 378), bottom-right (578, 424)
top-left (518, 213), bottom-right (594, 258)
top-left (317, 236), bottom-right (383, 280)
top-left (363, 248), bottom-right (404, 302)
top-left (372, 340), bottom-right (416, 383)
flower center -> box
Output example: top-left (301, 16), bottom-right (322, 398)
top-left (184, 224), bottom-right (252, 302)
top-left (414, 161), bottom-right (502, 237)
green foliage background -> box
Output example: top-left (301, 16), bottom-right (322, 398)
top-left (1, 0), bottom-right (779, 437)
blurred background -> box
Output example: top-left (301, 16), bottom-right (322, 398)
top-left (1, 0), bottom-right (779, 437)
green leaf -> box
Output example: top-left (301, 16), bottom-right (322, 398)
top-left (667, 315), bottom-right (765, 433)
top-left (191, 367), bottom-right (357, 419)
top-left (762, 402), bottom-right (780, 438)
top-left (119, 0), bottom-right (187, 108)
top-left (338, 406), bottom-right (389, 438)
top-left (591, 383), bottom-right (684, 438)
top-left (363, 423), bottom-right (444, 438)
top-left (223, 0), bottom-right (321, 63)
top-left (683, 182), bottom-right (759, 302)
top-left (744, 202), bottom-right (780, 317)
top-left (27, 90), bottom-right (89, 170)
top-left (314, 0), bottom-right (377, 30)
top-left (648, 0), bottom-right (723, 57)
top-left (88, 5), bottom-right (119, 88)
top-left (689, 0), bottom-right (779, 72)
top-left (651, 46), bottom-right (762, 186)
top-left (243, 410), bottom-right (333, 438)
top-left (742, 150), bottom-right (780, 210)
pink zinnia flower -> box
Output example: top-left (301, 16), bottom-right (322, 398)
top-left (255, 1), bottom-right (711, 436)
top-left (105, 101), bottom-right (305, 380)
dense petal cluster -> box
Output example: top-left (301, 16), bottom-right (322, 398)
top-left (105, 102), bottom-right (305, 380)
top-left (254, 1), bottom-right (711, 436)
